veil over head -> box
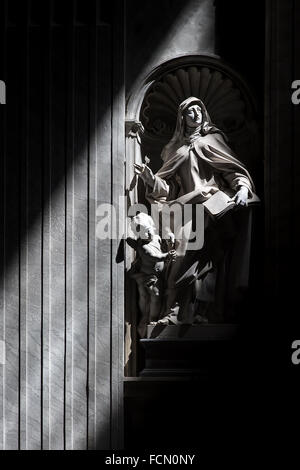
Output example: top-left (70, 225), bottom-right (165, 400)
top-left (161, 97), bottom-right (227, 163)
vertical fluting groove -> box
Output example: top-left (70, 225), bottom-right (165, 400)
top-left (42, 0), bottom-right (52, 449)
top-left (71, 5), bottom-right (75, 449)
top-left (0, 0), bottom-right (8, 451)
top-left (19, 3), bottom-right (30, 449)
top-left (18, 12), bottom-right (22, 451)
top-left (86, 1), bottom-right (96, 449)
top-left (63, 9), bottom-right (70, 448)
top-left (93, 19), bottom-right (97, 449)
top-left (109, 10), bottom-right (113, 447)
top-left (110, 1), bottom-right (115, 449)
top-left (94, 6), bottom-right (99, 450)
top-left (87, 14), bottom-right (92, 451)
top-left (48, 1), bottom-right (52, 450)
top-left (40, 2), bottom-right (46, 449)
top-left (24, 10), bottom-right (29, 449)
top-left (70, 13), bottom-right (75, 451)
top-left (40, 14), bottom-right (44, 450)
top-left (63, 16), bottom-right (68, 448)
top-left (86, 0), bottom-right (98, 449)
top-left (88, 0), bottom-right (98, 449)
top-left (2, 0), bottom-right (5, 451)
top-left (64, 3), bottom-right (75, 449)
top-left (94, 76), bottom-right (97, 445)
top-left (86, 10), bottom-right (91, 451)
top-left (111, 0), bottom-right (125, 449)
top-left (63, 19), bottom-right (68, 449)
top-left (47, 3), bottom-right (52, 450)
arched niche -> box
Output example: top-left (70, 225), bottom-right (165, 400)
top-left (126, 54), bottom-right (259, 175)
top-left (124, 54), bottom-right (260, 376)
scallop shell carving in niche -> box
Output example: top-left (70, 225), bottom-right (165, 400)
top-left (140, 66), bottom-right (250, 140)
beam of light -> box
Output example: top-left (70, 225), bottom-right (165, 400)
top-left (128, 0), bottom-right (215, 101)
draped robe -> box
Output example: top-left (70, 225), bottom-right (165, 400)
top-left (145, 132), bottom-right (256, 324)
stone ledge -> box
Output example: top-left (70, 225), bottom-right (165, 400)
top-left (146, 323), bottom-right (238, 340)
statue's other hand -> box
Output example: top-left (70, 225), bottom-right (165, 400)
top-left (166, 232), bottom-right (175, 248)
top-left (133, 163), bottom-right (155, 187)
top-left (233, 186), bottom-right (248, 207)
top-left (133, 163), bottom-right (145, 176)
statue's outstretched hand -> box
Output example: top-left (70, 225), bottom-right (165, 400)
top-left (233, 186), bottom-right (249, 206)
top-left (167, 249), bottom-right (177, 262)
top-left (133, 163), bottom-right (155, 187)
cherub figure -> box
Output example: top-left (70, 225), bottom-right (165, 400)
top-left (126, 213), bottom-right (176, 337)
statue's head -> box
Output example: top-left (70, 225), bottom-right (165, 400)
top-left (130, 212), bottom-right (156, 241)
top-left (179, 97), bottom-right (209, 130)
top-left (183, 103), bottom-right (203, 128)
top-left (161, 96), bottom-right (227, 162)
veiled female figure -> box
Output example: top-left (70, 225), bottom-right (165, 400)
top-left (134, 97), bottom-right (257, 325)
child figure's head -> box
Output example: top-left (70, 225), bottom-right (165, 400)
top-left (131, 213), bottom-right (156, 241)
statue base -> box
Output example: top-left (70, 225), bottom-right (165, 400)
top-left (139, 324), bottom-right (239, 377)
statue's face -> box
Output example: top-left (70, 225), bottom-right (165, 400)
top-left (143, 226), bottom-right (155, 241)
top-left (184, 104), bottom-right (203, 127)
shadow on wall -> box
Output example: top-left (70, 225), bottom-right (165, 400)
top-left (214, 0), bottom-right (265, 104)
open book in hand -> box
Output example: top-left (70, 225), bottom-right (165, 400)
top-left (202, 190), bottom-right (260, 219)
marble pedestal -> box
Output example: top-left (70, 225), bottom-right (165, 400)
top-left (139, 324), bottom-right (239, 377)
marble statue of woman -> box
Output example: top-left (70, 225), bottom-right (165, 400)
top-left (134, 97), bottom-right (257, 325)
